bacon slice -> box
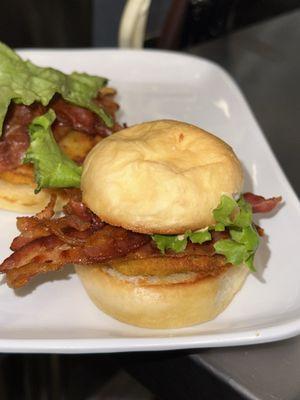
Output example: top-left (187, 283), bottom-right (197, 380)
top-left (11, 196), bottom-right (103, 251)
top-left (2, 235), bottom-right (63, 271)
top-left (36, 194), bottom-right (57, 219)
top-left (83, 226), bottom-right (150, 259)
top-left (1, 226), bottom-right (150, 287)
top-left (6, 263), bottom-right (62, 288)
top-left (0, 103), bottom-right (45, 172)
top-left (11, 218), bottom-right (51, 251)
top-left (51, 97), bottom-right (112, 137)
top-left (96, 87), bottom-right (119, 119)
top-left (63, 196), bottom-right (103, 227)
top-left (243, 192), bottom-right (282, 213)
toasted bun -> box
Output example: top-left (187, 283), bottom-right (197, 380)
top-left (0, 179), bottom-right (66, 213)
top-left (82, 120), bottom-right (243, 234)
top-left (75, 263), bottom-right (249, 329)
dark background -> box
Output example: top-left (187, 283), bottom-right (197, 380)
top-left (0, 0), bottom-right (299, 49)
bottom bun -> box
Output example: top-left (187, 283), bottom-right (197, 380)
top-left (75, 262), bottom-right (249, 329)
top-left (0, 179), bottom-right (67, 213)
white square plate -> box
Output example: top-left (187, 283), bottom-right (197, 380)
top-left (0, 49), bottom-right (299, 353)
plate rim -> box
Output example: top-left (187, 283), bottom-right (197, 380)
top-left (0, 318), bottom-right (299, 353)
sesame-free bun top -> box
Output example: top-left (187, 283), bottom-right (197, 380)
top-left (81, 120), bottom-right (243, 234)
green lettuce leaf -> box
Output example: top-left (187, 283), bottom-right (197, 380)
top-left (152, 229), bottom-right (212, 253)
top-left (213, 239), bottom-right (248, 265)
top-left (151, 234), bottom-right (188, 254)
top-left (189, 229), bottom-right (212, 244)
top-left (234, 196), bottom-right (252, 227)
top-left (152, 194), bottom-right (260, 271)
top-left (245, 254), bottom-right (255, 271)
top-left (212, 195), bottom-right (252, 228)
top-left (0, 42), bottom-right (112, 133)
top-left (212, 195), bottom-right (237, 225)
top-left (214, 238), bottom-right (256, 271)
top-left (230, 225), bottom-right (259, 251)
top-left (214, 222), bottom-right (225, 231)
top-left (23, 109), bottom-right (82, 192)
top-left (212, 195), bottom-right (259, 270)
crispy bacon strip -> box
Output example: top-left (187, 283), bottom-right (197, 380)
top-left (0, 103), bottom-right (45, 172)
top-left (36, 194), bottom-right (57, 219)
top-left (63, 196), bottom-right (103, 227)
top-left (51, 97), bottom-right (116, 138)
top-left (11, 218), bottom-right (51, 250)
top-left (2, 235), bottom-right (63, 271)
top-left (11, 194), bottom-right (58, 250)
top-left (6, 263), bottom-right (62, 288)
top-left (43, 216), bottom-right (91, 245)
top-left (11, 196), bottom-right (103, 251)
top-left (1, 228), bottom-right (150, 288)
top-left (51, 91), bottom-right (121, 142)
top-left (96, 87), bottom-right (119, 120)
top-left (243, 192), bottom-right (282, 213)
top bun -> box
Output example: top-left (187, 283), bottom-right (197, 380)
top-left (81, 120), bottom-right (243, 234)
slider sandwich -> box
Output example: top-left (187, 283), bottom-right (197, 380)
top-left (0, 42), bottom-right (120, 213)
top-left (0, 119), bottom-right (281, 328)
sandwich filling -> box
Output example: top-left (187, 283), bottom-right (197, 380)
top-left (0, 190), bottom-right (280, 288)
top-left (0, 43), bottom-right (121, 188)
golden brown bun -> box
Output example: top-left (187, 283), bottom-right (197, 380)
top-left (75, 262), bottom-right (249, 329)
top-left (0, 179), bottom-right (66, 213)
top-left (82, 120), bottom-right (243, 234)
